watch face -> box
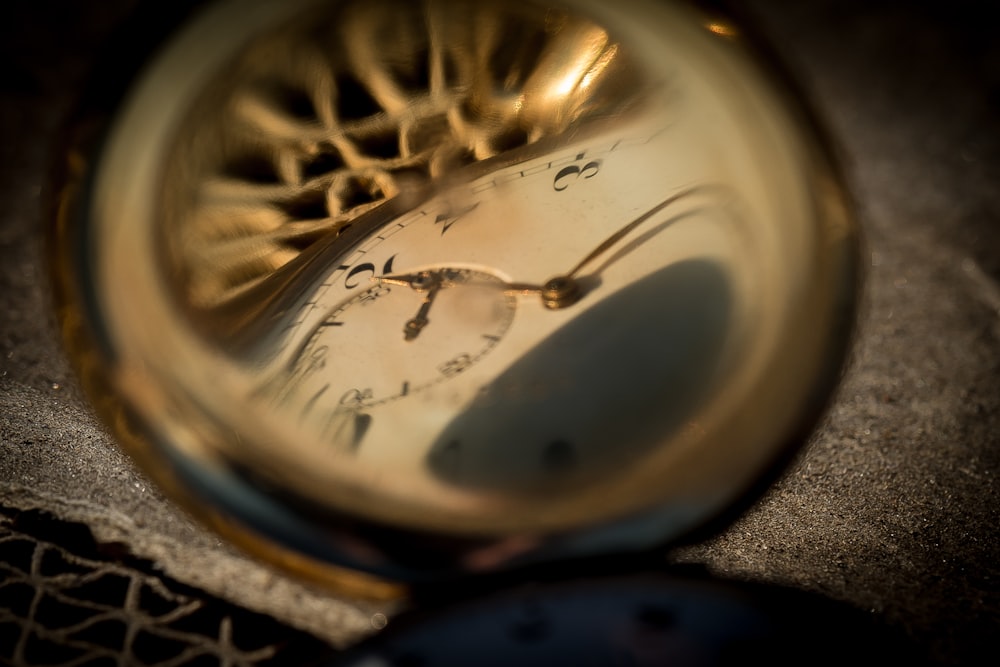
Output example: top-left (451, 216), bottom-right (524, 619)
top-left (54, 0), bottom-right (859, 584)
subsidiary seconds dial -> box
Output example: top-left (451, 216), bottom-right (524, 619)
top-left (289, 267), bottom-right (517, 421)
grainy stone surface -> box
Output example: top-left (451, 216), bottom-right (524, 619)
top-left (2, 1), bottom-right (998, 665)
top-left (671, 2), bottom-right (1000, 664)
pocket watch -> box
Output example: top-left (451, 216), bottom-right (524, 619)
top-left (51, 0), bottom-right (860, 599)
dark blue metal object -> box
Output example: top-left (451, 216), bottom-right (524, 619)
top-left (329, 570), bottom-right (920, 667)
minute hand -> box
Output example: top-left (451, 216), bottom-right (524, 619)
top-left (536, 185), bottom-right (710, 309)
top-left (376, 186), bottom-right (713, 310)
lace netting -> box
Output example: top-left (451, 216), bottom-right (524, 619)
top-left (0, 508), bottom-right (333, 666)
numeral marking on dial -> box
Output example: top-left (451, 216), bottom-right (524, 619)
top-left (340, 254), bottom-right (397, 289)
top-left (301, 383), bottom-right (329, 419)
top-left (552, 160), bottom-right (602, 191)
top-left (434, 202), bottom-right (480, 236)
top-left (325, 408), bottom-right (372, 453)
top-left (439, 354), bottom-right (473, 377)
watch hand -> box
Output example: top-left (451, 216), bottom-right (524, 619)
top-left (374, 270), bottom-right (446, 341)
top-left (375, 186), bottom-right (711, 312)
top-left (377, 272), bottom-right (538, 295)
top-left (404, 281), bottom-right (442, 341)
top-left (536, 185), bottom-right (715, 308)
top-left (517, 185), bottom-right (715, 310)
top-left (564, 187), bottom-right (705, 279)
top-left (375, 268), bottom-right (461, 291)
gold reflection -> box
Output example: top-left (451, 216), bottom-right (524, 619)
top-left (160, 0), bottom-right (645, 317)
top-left (705, 21), bottom-right (739, 38)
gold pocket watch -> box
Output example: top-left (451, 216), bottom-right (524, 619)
top-left (51, 0), bottom-right (859, 607)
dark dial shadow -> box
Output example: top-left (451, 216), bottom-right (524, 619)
top-left (426, 258), bottom-right (732, 495)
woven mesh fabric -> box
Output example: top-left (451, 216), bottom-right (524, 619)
top-left (0, 507), bottom-right (334, 667)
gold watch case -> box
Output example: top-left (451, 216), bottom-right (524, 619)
top-left (50, 0), bottom-right (860, 598)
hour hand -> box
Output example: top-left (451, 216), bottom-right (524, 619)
top-left (374, 270), bottom-right (441, 292)
top-left (373, 270), bottom-right (445, 341)
top-left (403, 284), bottom-right (441, 341)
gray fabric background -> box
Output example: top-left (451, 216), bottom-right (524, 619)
top-left (2, 1), bottom-right (998, 664)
